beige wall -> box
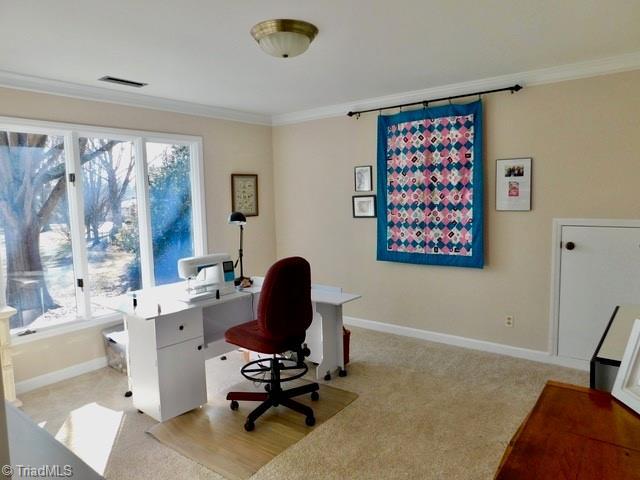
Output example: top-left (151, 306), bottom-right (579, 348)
top-left (7, 69), bottom-right (640, 383)
top-left (0, 87), bottom-right (276, 382)
top-left (273, 70), bottom-right (640, 352)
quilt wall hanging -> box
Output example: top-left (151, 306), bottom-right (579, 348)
top-left (376, 100), bottom-right (484, 268)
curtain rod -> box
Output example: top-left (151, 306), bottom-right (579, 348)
top-left (346, 84), bottom-right (522, 118)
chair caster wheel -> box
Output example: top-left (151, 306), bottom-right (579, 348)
top-left (244, 421), bottom-right (255, 432)
top-left (305, 416), bottom-right (316, 427)
top-left (230, 400), bottom-right (239, 411)
top-left (339, 368), bottom-right (347, 377)
top-left (311, 391), bottom-right (319, 401)
top-left (324, 373), bottom-right (331, 381)
top-left (264, 384), bottom-right (271, 392)
top-left (124, 391), bottom-right (132, 398)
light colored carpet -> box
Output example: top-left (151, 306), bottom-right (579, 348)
top-left (19, 327), bottom-right (587, 479)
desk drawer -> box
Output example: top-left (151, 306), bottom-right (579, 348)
top-left (155, 309), bottom-right (203, 348)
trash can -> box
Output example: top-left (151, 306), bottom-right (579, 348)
top-left (102, 325), bottom-right (128, 374)
top-left (343, 327), bottom-right (351, 365)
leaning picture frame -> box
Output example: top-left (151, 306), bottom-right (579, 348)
top-left (612, 318), bottom-right (640, 415)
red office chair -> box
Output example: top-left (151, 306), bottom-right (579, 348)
top-left (225, 256), bottom-right (320, 431)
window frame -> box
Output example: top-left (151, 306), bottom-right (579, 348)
top-left (0, 116), bottom-right (207, 341)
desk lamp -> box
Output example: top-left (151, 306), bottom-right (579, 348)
top-left (228, 212), bottom-right (251, 286)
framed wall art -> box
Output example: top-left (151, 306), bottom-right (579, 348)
top-left (353, 195), bottom-right (376, 218)
top-left (496, 158), bottom-right (532, 211)
top-left (354, 165), bottom-right (373, 192)
top-left (231, 174), bottom-right (259, 216)
top-left (612, 319), bottom-right (640, 415)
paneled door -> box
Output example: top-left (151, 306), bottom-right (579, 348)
top-left (558, 225), bottom-right (640, 360)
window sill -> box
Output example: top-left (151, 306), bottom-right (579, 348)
top-left (10, 314), bottom-right (123, 346)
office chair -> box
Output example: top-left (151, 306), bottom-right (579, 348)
top-left (224, 256), bottom-right (320, 431)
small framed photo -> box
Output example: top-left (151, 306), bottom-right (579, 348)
top-left (231, 174), bottom-right (258, 216)
top-left (612, 319), bottom-right (640, 415)
top-left (496, 158), bottom-right (532, 211)
top-left (354, 165), bottom-right (373, 192)
top-left (352, 195), bottom-right (376, 218)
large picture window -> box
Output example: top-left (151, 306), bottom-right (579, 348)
top-left (0, 119), bottom-right (205, 335)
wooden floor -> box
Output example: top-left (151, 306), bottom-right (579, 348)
top-left (148, 381), bottom-right (358, 480)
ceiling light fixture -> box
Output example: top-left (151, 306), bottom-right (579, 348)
top-left (250, 19), bottom-right (318, 58)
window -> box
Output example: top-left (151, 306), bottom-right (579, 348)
top-left (146, 142), bottom-right (195, 285)
top-left (0, 119), bottom-right (205, 334)
top-left (0, 130), bottom-right (78, 331)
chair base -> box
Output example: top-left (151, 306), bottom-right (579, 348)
top-left (227, 356), bottom-right (320, 431)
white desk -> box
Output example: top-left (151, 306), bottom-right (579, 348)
top-left (95, 279), bottom-right (360, 422)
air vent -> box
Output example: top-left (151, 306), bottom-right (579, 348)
top-left (98, 76), bottom-right (148, 88)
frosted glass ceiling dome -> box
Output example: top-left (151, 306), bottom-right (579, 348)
top-left (250, 19), bottom-right (318, 59)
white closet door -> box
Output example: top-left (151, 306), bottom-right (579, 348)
top-left (558, 226), bottom-right (640, 360)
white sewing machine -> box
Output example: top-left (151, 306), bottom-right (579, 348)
top-left (177, 253), bottom-right (236, 302)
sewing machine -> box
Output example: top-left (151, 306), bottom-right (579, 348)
top-left (177, 253), bottom-right (236, 302)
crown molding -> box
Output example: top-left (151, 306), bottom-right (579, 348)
top-left (272, 51), bottom-right (640, 125)
top-left (0, 70), bottom-right (272, 126)
top-left (1, 51), bottom-right (639, 128)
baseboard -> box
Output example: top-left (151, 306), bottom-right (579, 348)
top-left (343, 316), bottom-right (589, 371)
top-left (13, 319), bottom-right (587, 395)
top-left (15, 356), bottom-right (108, 395)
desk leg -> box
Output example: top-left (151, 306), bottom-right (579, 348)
top-left (314, 304), bottom-right (345, 381)
top-left (123, 314), bottom-right (133, 398)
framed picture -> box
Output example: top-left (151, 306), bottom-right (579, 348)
top-left (231, 174), bottom-right (259, 216)
top-left (354, 165), bottom-right (373, 192)
top-left (612, 319), bottom-right (640, 415)
top-left (496, 158), bottom-right (532, 211)
top-left (352, 195), bottom-right (376, 218)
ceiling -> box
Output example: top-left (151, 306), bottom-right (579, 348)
top-left (1, 0), bottom-right (640, 120)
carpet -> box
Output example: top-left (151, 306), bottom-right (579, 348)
top-left (19, 327), bottom-right (588, 479)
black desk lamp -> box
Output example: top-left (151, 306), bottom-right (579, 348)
top-left (228, 212), bottom-right (250, 286)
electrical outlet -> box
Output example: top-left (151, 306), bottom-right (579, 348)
top-left (505, 315), bottom-right (514, 328)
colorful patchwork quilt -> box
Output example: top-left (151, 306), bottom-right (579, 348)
top-left (376, 101), bottom-right (483, 268)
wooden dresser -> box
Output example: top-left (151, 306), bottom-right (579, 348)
top-left (496, 381), bottom-right (640, 479)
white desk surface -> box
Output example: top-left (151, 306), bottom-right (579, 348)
top-left (94, 280), bottom-right (360, 319)
top-left (597, 304), bottom-right (640, 362)
top-left (242, 284), bottom-right (361, 306)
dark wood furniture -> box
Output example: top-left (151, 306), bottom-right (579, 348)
top-left (496, 381), bottom-right (640, 479)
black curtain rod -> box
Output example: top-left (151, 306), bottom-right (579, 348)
top-left (347, 84), bottom-right (522, 117)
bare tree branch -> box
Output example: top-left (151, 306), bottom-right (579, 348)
top-left (34, 140), bottom-right (120, 186)
top-left (36, 177), bottom-right (67, 225)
